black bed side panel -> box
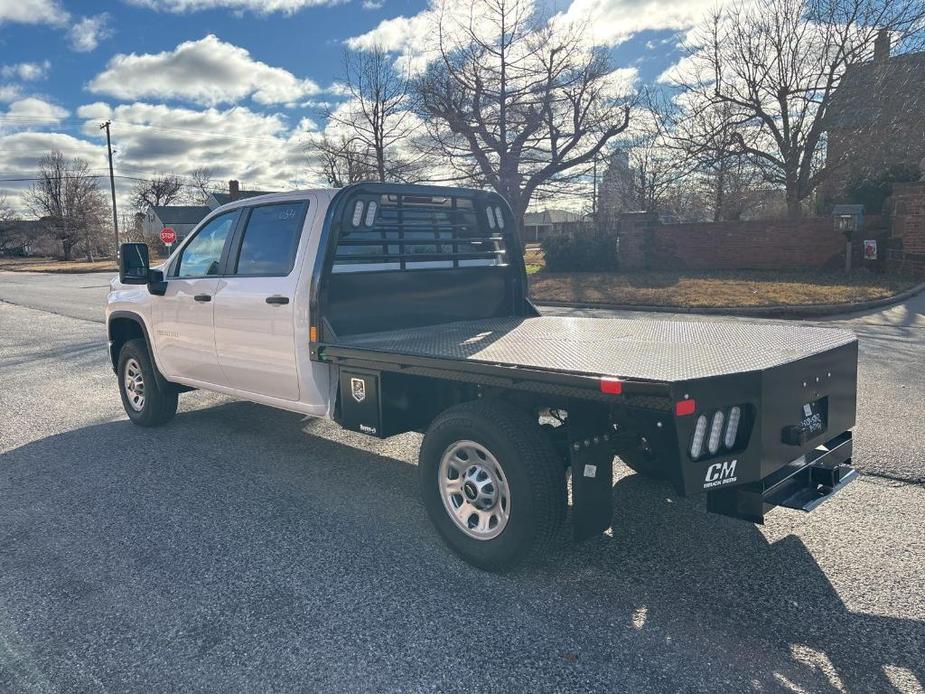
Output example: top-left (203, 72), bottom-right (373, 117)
top-left (757, 340), bottom-right (858, 480)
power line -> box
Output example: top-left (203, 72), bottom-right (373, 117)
top-left (0, 115), bottom-right (314, 146)
top-left (0, 174), bottom-right (150, 183)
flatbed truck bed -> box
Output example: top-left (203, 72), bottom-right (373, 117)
top-left (110, 182), bottom-right (860, 571)
top-left (322, 315), bottom-right (856, 383)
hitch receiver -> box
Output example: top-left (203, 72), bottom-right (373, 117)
top-left (707, 431), bottom-right (856, 524)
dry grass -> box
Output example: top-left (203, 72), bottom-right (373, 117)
top-left (0, 257), bottom-right (117, 273)
top-left (529, 270), bottom-right (916, 308)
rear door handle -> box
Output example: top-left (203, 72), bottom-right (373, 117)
top-left (266, 296), bottom-right (290, 305)
top-left (193, 294), bottom-right (212, 302)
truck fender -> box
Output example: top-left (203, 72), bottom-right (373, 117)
top-left (107, 311), bottom-right (174, 393)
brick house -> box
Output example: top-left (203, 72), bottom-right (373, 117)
top-left (823, 32), bottom-right (925, 203)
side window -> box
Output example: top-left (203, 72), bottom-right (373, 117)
top-left (234, 201), bottom-right (308, 276)
top-left (176, 211), bottom-right (238, 278)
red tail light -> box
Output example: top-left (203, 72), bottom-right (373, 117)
top-left (675, 399), bottom-right (696, 416)
top-left (600, 378), bottom-right (623, 395)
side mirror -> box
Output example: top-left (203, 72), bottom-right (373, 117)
top-left (119, 243), bottom-right (150, 285)
top-left (147, 269), bottom-right (168, 296)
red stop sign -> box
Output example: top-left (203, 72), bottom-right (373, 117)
top-left (160, 227), bottom-right (177, 245)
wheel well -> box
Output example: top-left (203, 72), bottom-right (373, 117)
top-left (108, 316), bottom-right (146, 371)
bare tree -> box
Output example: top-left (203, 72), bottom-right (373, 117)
top-left (315, 133), bottom-right (379, 187)
top-left (185, 167), bottom-right (217, 205)
top-left (413, 0), bottom-right (633, 237)
top-left (131, 173), bottom-right (184, 212)
top-left (324, 45), bottom-right (423, 183)
top-left (671, 0), bottom-right (925, 218)
top-left (26, 151), bottom-right (108, 260)
top-left (0, 193), bottom-right (22, 255)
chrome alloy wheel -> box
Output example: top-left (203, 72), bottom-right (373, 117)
top-left (438, 440), bottom-right (511, 541)
top-left (123, 358), bottom-right (146, 412)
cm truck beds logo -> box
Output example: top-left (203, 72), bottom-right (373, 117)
top-left (704, 460), bottom-right (738, 488)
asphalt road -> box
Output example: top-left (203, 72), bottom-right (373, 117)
top-left (1, 271), bottom-right (924, 693)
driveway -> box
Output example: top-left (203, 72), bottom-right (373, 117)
top-left (0, 272), bottom-right (923, 692)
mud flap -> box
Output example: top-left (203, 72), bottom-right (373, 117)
top-left (568, 405), bottom-right (615, 541)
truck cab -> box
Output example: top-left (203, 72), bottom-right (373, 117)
top-left (108, 190), bottom-right (336, 417)
top-left (107, 183), bottom-right (860, 571)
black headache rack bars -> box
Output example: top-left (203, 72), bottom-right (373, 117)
top-left (707, 431), bottom-right (857, 523)
top-left (332, 190), bottom-right (508, 270)
top-left (309, 182), bottom-right (534, 342)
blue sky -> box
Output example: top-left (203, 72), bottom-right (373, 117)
top-left (0, 0), bottom-right (697, 213)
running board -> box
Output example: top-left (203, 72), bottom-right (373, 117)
top-left (706, 431), bottom-right (856, 523)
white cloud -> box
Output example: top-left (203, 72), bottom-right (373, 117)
top-left (1, 61), bottom-right (51, 81)
top-left (362, 0), bottom-right (385, 9)
top-left (75, 101), bottom-right (321, 190)
top-left (0, 84), bottom-right (21, 102)
top-left (69, 14), bottom-right (113, 52)
top-left (346, 11), bottom-right (433, 54)
top-left (0, 0), bottom-right (68, 25)
top-left (0, 100), bottom-right (327, 216)
top-left (552, 0), bottom-right (722, 47)
top-left (124, 0), bottom-right (339, 13)
top-left (1, 98), bottom-right (69, 129)
top-left (345, 0), bottom-right (496, 74)
top-left (88, 35), bottom-right (321, 107)
top-left (348, 0), bottom-right (726, 64)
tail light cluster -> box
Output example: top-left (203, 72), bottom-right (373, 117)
top-left (690, 406), bottom-right (744, 460)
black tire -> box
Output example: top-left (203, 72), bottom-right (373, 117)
top-left (117, 338), bottom-right (178, 427)
top-left (419, 400), bottom-right (566, 571)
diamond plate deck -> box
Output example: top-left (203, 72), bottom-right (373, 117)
top-left (329, 316), bottom-right (856, 383)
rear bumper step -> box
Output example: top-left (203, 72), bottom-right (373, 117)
top-left (706, 431), bottom-right (857, 523)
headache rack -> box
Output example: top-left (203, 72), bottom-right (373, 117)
top-left (332, 191), bottom-right (509, 271)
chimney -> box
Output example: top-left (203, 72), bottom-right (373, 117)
top-left (874, 28), bottom-right (891, 62)
top-left (229, 179), bottom-right (240, 201)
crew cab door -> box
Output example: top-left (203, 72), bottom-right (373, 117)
top-left (212, 200), bottom-right (310, 401)
top-left (153, 209), bottom-right (240, 385)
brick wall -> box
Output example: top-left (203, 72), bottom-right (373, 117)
top-left (617, 214), bottom-right (888, 272)
top-left (887, 182), bottom-right (925, 276)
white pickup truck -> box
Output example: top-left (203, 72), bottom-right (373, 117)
top-left (107, 183), bottom-right (860, 570)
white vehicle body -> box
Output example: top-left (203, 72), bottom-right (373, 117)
top-left (107, 190), bottom-right (336, 418)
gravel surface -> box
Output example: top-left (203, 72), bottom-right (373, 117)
top-left (1, 274), bottom-right (924, 692)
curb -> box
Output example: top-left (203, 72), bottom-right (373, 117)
top-left (534, 280), bottom-right (925, 319)
top-left (0, 268), bottom-right (117, 275)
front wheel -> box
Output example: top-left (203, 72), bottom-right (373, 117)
top-left (118, 338), bottom-right (178, 427)
top-left (419, 400), bottom-right (566, 571)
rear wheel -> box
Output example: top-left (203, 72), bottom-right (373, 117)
top-left (419, 400), bottom-right (566, 571)
top-left (118, 338), bottom-right (178, 427)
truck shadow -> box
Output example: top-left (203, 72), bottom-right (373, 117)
top-left (547, 471), bottom-right (925, 692)
top-left (1, 401), bottom-right (922, 692)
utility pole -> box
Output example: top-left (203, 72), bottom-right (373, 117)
top-left (592, 156), bottom-right (598, 222)
top-left (100, 120), bottom-right (120, 251)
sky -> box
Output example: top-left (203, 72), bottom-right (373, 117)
top-left (0, 0), bottom-right (707, 215)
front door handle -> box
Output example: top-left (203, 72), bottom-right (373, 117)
top-left (266, 296), bottom-right (290, 305)
top-left (193, 294), bottom-right (212, 302)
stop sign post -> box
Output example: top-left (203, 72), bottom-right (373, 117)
top-left (160, 227), bottom-right (176, 249)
